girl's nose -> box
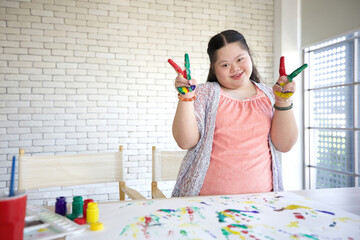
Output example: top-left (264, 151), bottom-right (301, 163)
top-left (230, 63), bottom-right (239, 72)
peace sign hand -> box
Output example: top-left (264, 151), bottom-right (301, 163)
top-left (273, 56), bottom-right (307, 101)
top-left (168, 53), bottom-right (197, 95)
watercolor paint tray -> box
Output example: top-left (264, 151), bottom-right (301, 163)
top-left (24, 205), bottom-right (85, 240)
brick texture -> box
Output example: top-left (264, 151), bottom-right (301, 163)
top-left (0, 0), bottom-right (274, 205)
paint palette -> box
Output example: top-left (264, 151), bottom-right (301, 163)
top-left (24, 205), bottom-right (85, 240)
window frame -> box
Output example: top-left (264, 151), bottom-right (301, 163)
top-left (303, 30), bottom-right (360, 189)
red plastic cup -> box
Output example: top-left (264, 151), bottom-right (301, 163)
top-left (0, 191), bottom-right (27, 240)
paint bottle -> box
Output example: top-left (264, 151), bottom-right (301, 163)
top-left (55, 196), bottom-right (67, 216)
top-left (86, 202), bottom-right (99, 224)
top-left (66, 196), bottom-right (83, 220)
top-left (83, 199), bottom-right (94, 219)
top-left (72, 196), bottom-right (83, 217)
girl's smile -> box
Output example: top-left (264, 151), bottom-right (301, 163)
top-left (231, 72), bottom-right (243, 80)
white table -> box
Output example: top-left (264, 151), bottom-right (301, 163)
top-left (292, 187), bottom-right (360, 215)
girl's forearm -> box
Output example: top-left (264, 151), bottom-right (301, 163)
top-left (172, 101), bottom-right (200, 149)
top-left (270, 109), bottom-right (298, 152)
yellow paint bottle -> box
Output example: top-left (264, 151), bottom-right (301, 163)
top-left (86, 202), bottom-right (99, 224)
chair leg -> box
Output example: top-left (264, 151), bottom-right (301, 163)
top-left (152, 181), bottom-right (166, 198)
top-left (151, 181), bottom-right (157, 199)
top-left (119, 181), bottom-right (146, 200)
top-left (119, 181), bottom-right (125, 201)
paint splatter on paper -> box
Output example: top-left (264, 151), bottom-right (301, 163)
top-left (120, 206), bottom-right (215, 239)
top-left (110, 192), bottom-right (360, 239)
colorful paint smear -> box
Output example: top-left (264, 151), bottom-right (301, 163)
top-left (115, 192), bottom-right (360, 239)
top-left (120, 206), bottom-right (215, 239)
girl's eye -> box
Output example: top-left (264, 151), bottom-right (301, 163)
top-left (237, 58), bottom-right (243, 62)
top-left (222, 64), bottom-right (230, 68)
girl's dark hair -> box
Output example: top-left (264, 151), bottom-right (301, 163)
top-left (206, 30), bottom-right (261, 83)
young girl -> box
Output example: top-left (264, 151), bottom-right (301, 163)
top-left (171, 30), bottom-right (298, 197)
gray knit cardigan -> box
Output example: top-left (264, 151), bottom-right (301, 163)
top-left (171, 81), bottom-right (283, 197)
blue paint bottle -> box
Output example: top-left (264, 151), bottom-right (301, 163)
top-left (55, 196), bottom-right (67, 216)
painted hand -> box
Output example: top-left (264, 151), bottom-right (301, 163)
top-left (168, 53), bottom-right (197, 95)
top-left (273, 56), bottom-right (307, 99)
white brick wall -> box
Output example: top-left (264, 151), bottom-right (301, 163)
top-left (0, 0), bottom-right (274, 205)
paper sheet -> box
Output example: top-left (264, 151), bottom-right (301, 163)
top-left (91, 192), bottom-right (360, 240)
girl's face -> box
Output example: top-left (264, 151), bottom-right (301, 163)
top-left (212, 42), bottom-right (253, 90)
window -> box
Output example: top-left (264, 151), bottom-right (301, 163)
top-left (304, 30), bottom-right (360, 189)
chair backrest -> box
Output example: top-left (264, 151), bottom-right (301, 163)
top-left (152, 146), bottom-right (186, 182)
top-left (19, 146), bottom-right (124, 190)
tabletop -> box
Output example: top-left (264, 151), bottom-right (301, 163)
top-left (62, 187), bottom-right (360, 240)
top-left (292, 187), bottom-right (360, 216)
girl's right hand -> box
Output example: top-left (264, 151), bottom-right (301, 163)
top-left (175, 74), bottom-right (197, 98)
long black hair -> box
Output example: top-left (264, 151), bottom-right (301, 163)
top-left (206, 30), bottom-right (261, 83)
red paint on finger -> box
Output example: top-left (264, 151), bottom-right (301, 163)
top-left (279, 56), bottom-right (287, 77)
top-left (168, 59), bottom-right (183, 74)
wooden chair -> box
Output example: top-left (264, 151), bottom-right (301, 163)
top-left (18, 145), bottom-right (145, 201)
top-left (151, 146), bottom-right (186, 198)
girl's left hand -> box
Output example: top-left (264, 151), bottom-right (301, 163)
top-left (273, 76), bottom-right (296, 103)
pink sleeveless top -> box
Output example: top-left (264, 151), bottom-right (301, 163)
top-left (199, 86), bottom-right (273, 195)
